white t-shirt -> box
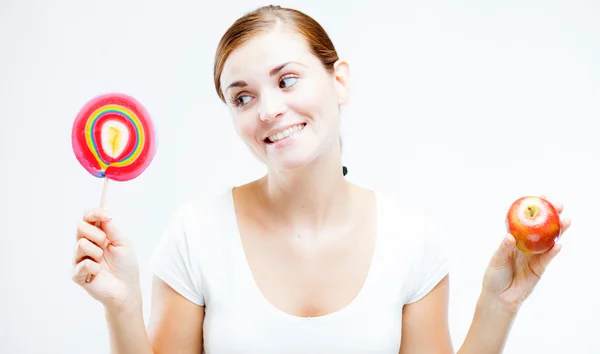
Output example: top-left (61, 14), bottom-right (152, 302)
top-left (149, 187), bottom-right (449, 354)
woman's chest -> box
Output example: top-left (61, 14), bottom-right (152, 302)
top-left (202, 293), bottom-right (404, 354)
top-left (242, 228), bottom-right (376, 318)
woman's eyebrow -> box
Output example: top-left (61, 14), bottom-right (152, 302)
top-left (225, 61), bottom-right (307, 94)
top-left (269, 61), bottom-right (306, 76)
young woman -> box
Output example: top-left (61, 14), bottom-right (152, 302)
top-left (72, 5), bottom-right (570, 353)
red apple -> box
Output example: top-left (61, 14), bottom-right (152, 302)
top-left (505, 196), bottom-right (561, 254)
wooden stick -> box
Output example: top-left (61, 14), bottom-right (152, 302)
top-left (85, 177), bottom-right (109, 283)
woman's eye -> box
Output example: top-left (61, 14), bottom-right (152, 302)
top-left (279, 76), bottom-right (298, 89)
top-left (235, 95), bottom-right (252, 107)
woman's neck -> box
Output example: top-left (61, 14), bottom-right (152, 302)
top-left (256, 145), bottom-right (352, 232)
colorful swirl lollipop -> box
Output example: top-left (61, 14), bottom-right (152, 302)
top-left (72, 92), bottom-right (156, 182)
top-left (72, 92), bottom-right (157, 282)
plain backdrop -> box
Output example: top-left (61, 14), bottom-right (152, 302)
top-left (1, 0), bottom-right (599, 353)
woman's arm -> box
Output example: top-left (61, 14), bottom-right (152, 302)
top-left (104, 276), bottom-right (205, 354)
top-left (398, 275), bottom-right (454, 354)
top-left (398, 275), bottom-right (516, 354)
top-left (457, 292), bottom-right (516, 354)
top-left (400, 213), bottom-right (569, 353)
top-left (147, 276), bottom-right (205, 353)
top-left (105, 290), bottom-right (154, 354)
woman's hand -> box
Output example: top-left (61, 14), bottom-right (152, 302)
top-left (481, 196), bottom-right (571, 313)
top-left (72, 208), bottom-right (142, 312)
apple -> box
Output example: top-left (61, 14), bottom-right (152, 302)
top-left (505, 196), bottom-right (561, 254)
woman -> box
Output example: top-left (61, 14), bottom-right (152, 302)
top-left (72, 5), bottom-right (570, 353)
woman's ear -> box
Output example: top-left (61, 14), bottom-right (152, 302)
top-left (333, 59), bottom-right (351, 105)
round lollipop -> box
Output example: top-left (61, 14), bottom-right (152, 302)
top-left (72, 92), bottom-right (157, 282)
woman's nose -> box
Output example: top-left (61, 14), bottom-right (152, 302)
top-left (258, 90), bottom-right (287, 122)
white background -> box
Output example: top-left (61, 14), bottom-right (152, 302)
top-left (1, 0), bottom-right (598, 353)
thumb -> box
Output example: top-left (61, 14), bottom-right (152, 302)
top-left (489, 234), bottom-right (516, 269)
top-left (100, 218), bottom-right (129, 247)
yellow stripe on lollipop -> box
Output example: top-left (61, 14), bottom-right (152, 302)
top-left (108, 126), bottom-right (122, 158)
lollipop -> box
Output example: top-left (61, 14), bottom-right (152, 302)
top-left (72, 92), bottom-right (157, 282)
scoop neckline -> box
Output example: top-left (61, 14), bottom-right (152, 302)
top-left (225, 185), bottom-right (383, 323)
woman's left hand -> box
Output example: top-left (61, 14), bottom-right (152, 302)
top-left (481, 196), bottom-right (571, 313)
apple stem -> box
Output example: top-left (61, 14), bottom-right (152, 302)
top-left (526, 206), bottom-right (538, 218)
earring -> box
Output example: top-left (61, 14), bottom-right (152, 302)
top-left (342, 166), bottom-right (348, 176)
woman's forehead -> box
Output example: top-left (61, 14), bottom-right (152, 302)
top-left (222, 30), bottom-right (315, 78)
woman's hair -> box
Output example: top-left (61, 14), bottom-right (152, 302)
top-left (213, 5), bottom-right (339, 102)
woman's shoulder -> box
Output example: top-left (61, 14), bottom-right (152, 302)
top-left (164, 186), bottom-right (236, 240)
top-left (373, 190), bottom-right (433, 232)
top-left (173, 186), bottom-right (235, 221)
top-left (372, 189), bottom-right (451, 302)
top-left (372, 188), bottom-right (448, 253)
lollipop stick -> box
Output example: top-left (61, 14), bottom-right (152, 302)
top-left (97, 177), bottom-right (109, 220)
top-left (85, 177), bottom-right (109, 283)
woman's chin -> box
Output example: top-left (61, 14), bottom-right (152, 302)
top-left (271, 159), bottom-right (313, 172)
top-left (266, 150), bottom-right (319, 172)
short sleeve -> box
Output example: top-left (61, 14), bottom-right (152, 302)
top-left (405, 220), bottom-right (450, 304)
top-left (149, 207), bottom-right (205, 306)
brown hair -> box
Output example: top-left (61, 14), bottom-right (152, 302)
top-left (213, 5), bottom-right (339, 102)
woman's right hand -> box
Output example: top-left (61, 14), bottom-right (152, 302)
top-left (72, 208), bottom-right (142, 311)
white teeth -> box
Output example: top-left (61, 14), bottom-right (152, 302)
top-left (268, 124), bottom-right (305, 143)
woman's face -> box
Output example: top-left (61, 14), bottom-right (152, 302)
top-left (219, 28), bottom-right (350, 171)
